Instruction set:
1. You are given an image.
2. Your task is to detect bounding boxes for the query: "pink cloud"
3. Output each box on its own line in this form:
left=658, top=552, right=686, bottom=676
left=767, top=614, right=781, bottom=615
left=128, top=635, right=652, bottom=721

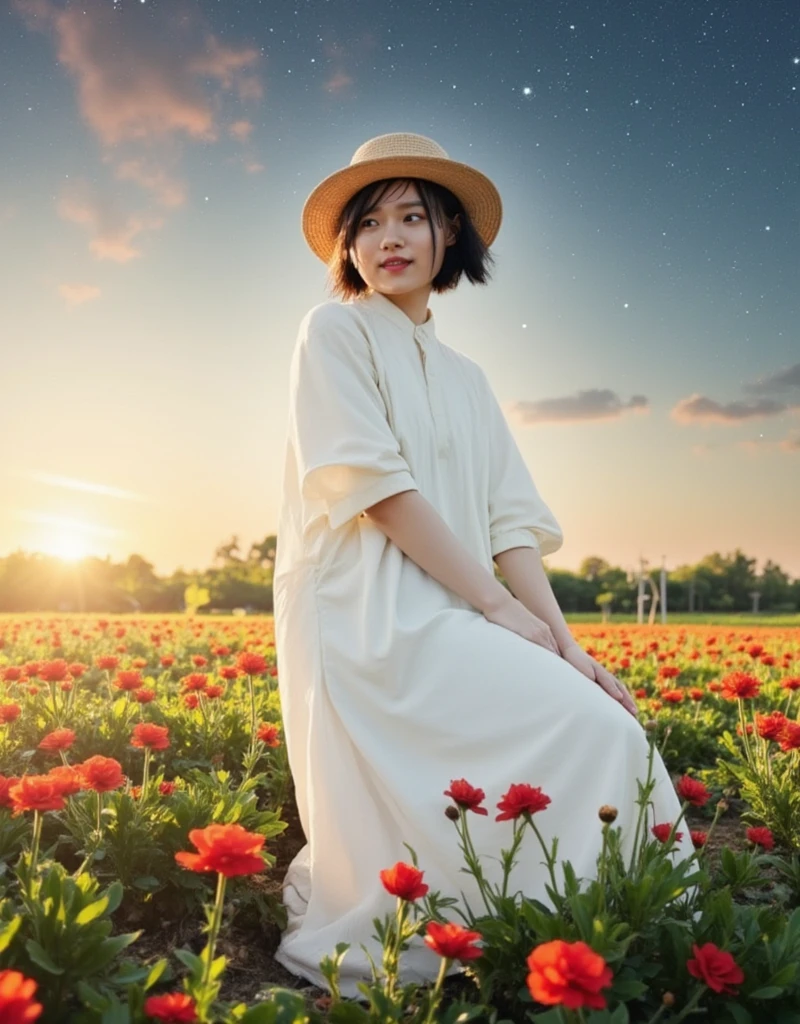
left=671, top=393, right=797, bottom=424
left=58, top=283, right=101, bottom=307
left=57, top=186, right=164, bottom=263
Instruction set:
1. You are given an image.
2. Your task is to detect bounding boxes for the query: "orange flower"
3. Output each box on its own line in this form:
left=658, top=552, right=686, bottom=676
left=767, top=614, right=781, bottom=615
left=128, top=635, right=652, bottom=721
left=0, top=775, right=20, bottom=808
left=135, top=688, right=156, bottom=704
left=755, top=711, right=788, bottom=741
left=131, top=722, right=170, bottom=751
left=38, top=659, right=70, bottom=683
left=423, top=921, right=483, bottom=961
left=180, top=674, right=208, bottom=692
left=143, top=991, right=198, bottom=1022
left=174, top=823, right=267, bottom=877
left=47, top=765, right=84, bottom=796
left=720, top=672, right=760, bottom=700
left=379, top=861, right=429, bottom=901
left=236, top=652, right=268, bottom=675
left=444, top=778, right=488, bottom=815
left=0, top=703, right=21, bottom=724
left=114, top=670, right=144, bottom=692
left=495, top=783, right=551, bottom=822
left=38, top=728, right=76, bottom=753
left=687, top=942, right=744, bottom=995
left=78, top=755, right=125, bottom=792
left=8, top=775, right=66, bottom=815
left=526, top=939, right=613, bottom=1010
left=256, top=722, right=281, bottom=747
left=0, top=968, right=43, bottom=1023
left=778, top=722, right=800, bottom=752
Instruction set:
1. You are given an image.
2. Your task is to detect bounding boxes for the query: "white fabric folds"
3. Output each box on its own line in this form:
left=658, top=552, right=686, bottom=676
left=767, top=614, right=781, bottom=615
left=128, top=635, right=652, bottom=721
left=273, top=290, right=693, bottom=997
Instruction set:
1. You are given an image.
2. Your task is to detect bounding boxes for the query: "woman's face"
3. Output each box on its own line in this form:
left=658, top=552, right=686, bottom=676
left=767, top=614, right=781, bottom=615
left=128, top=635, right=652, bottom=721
left=348, top=181, right=459, bottom=295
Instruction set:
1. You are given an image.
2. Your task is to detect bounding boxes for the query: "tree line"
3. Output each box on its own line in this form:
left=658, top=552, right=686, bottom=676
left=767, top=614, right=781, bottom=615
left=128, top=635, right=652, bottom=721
left=0, top=535, right=797, bottom=616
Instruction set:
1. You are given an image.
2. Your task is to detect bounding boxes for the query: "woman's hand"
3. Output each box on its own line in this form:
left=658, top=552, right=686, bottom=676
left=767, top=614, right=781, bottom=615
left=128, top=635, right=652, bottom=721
left=561, top=644, right=639, bottom=718
left=482, top=593, right=561, bottom=656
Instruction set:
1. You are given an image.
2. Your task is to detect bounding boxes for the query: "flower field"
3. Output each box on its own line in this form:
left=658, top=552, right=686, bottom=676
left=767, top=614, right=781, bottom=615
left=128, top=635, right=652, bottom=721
left=1, top=615, right=799, bottom=1023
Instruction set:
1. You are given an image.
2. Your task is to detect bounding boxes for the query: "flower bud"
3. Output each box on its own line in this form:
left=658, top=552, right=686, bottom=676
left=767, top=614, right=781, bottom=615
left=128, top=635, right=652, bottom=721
left=716, top=799, right=729, bottom=813
left=644, top=719, right=658, bottom=732
left=598, top=805, right=618, bottom=824
left=444, top=805, right=460, bottom=821
left=662, top=992, right=675, bottom=1007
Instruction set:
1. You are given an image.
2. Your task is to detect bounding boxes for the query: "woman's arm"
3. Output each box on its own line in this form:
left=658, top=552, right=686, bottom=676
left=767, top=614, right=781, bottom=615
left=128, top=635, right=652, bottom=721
left=493, top=546, right=577, bottom=654
left=365, top=490, right=510, bottom=613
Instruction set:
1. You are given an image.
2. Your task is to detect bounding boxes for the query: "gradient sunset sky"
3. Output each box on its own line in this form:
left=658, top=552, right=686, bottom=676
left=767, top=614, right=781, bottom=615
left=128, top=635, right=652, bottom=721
left=2, top=0, right=799, bottom=579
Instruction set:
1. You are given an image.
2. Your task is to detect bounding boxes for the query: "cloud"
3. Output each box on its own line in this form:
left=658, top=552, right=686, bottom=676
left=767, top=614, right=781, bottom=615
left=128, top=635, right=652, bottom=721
left=229, top=119, right=254, bottom=143
left=57, top=186, right=164, bottom=263
left=13, top=0, right=261, bottom=147
left=58, top=283, right=101, bottom=307
left=670, top=393, right=799, bottom=424
left=742, top=362, right=800, bottom=395
left=18, top=470, right=151, bottom=502
left=13, top=0, right=263, bottom=256
left=737, top=432, right=800, bottom=454
left=506, top=389, right=649, bottom=425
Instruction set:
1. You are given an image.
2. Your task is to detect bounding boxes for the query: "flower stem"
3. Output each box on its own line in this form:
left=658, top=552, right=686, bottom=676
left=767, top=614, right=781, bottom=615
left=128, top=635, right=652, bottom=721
left=247, top=674, right=257, bottom=760
left=201, top=872, right=227, bottom=992
left=141, top=747, right=152, bottom=798
left=423, top=956, right=450, bottom=1024
left=30, top=811, right=43, bottom=880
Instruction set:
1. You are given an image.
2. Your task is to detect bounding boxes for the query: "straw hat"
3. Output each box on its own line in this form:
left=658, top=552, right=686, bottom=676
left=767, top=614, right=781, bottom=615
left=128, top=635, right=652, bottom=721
left=301, top=132, right=503, bottom=264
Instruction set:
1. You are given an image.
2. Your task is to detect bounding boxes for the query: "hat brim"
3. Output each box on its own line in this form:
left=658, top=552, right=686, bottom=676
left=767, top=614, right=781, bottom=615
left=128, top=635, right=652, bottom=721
left=302, top=155, right=502, bottom=264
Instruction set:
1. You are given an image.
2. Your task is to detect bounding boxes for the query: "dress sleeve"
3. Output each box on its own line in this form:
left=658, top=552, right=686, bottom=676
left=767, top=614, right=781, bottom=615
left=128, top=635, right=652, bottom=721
left=289, top=303, right=419, bottom=531
left=480, top=368, right=564, bottom=558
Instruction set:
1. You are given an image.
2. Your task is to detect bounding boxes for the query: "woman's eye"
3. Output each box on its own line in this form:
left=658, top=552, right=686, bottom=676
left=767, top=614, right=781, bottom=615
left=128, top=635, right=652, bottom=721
left=361, top=213, right=423, bottom=227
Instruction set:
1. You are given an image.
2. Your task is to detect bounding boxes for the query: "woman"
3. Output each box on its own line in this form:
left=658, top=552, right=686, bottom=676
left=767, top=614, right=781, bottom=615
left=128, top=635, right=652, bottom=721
left=272, top=132, right=694, bottom=995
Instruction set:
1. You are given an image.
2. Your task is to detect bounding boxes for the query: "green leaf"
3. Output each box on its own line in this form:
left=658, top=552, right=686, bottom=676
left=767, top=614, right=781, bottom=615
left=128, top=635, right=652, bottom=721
left=173, top=947, right=204, bottom=976
left=723, top=1002, right=753, bottom=1024
left=132, top=876, right=161, bottom=891
left=0, top=916, right=22, bottom=954
left=76, top=980, right=109, bottom=1012
left=75, top=895, right=110, bottom=925
left=25, top=940, right=65, bottom=975
left=749, top=985, right=784, bottom=1000
left=144, top=958, right=169, bottom=990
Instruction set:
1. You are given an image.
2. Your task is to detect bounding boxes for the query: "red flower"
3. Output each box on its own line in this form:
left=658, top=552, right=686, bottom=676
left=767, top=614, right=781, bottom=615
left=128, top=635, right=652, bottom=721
left=0, top=703, right=21, bottom=724
left=236, top=652, right=268, bottom=676
left=688, top=688, right=705, bottom=702
left=778, top=722, right=800, bottom=752
left=0, top=775, right=20, bottom=808
left=257, top=722, right=281, bottom=747
left=687, top=942, right=744, bottom=995
left=651, top=822, right=684, bottom=845
left=423, top=921, right=483, bottom=961
left=720, top=672, right=760, bottom=700
left=780, top=676, right=800, bottom=692
left=658, top=665, right=681, bottom=679
left=676, top=776, right=711, bottom=807
left=38, top=728, right=76, bottom=753
left=379, top=861, right=429, bottom=902
left=444, top=778, right=488, bottom=815
left=204, top=684, right=225, bottom=699
left=180, top=674, right=208, bottom=692
left=661, top=689, right=684, bottom=704
left=95, top=655, right=120, bottom=670
left=755, top=711, right=788, bottom=740
left=135, top=688, right=156, bottom=704
left=143, top=991, right=198, bottom=1022
left=745, top=826, right=774, bottom=851
left=8, top=775, right=66, bottom=815
left=0, top=969, right=43, bottom=1023
left=691, top=830, right=708, bottom=849
left=175, top=823, right=267, bottom=877
left=114, top=671, right=144, bottom=692
left=131, top=723, right=170, bottom=751
left=78, top=756, right=125, bottom=792
left=183, top=693, right=199, bottom=709
left=526, top=939, right=613, bottom=1010
left=47, top=765, right=84, bottom=796
left=496, top=783, right=551, bottom=821
left=159, top=781, right=176, bottom=796
left=38, top=659, right=70, bottom=683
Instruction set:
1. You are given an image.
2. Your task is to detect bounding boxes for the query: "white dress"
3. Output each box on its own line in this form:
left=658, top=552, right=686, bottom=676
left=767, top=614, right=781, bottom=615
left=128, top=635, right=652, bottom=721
left=272, top=289, right=693, bottom=996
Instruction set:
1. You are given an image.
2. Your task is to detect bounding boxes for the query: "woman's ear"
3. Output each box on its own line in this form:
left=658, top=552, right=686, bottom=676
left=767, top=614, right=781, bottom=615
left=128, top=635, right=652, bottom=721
left=446, top=213, right=461, bottom=246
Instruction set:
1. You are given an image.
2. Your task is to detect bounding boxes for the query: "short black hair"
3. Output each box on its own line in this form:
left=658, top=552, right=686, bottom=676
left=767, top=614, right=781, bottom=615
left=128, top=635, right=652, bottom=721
left=326, top=177, right=496, bottom=300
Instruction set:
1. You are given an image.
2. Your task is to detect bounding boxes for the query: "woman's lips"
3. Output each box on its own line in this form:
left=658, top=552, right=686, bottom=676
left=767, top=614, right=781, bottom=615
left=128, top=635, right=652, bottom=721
left=382, top=261, right=411, bottom=272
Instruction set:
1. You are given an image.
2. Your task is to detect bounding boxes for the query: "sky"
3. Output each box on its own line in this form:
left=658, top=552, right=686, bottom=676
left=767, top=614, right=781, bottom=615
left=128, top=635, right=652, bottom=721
left=1, top=0, right=799, bottom=580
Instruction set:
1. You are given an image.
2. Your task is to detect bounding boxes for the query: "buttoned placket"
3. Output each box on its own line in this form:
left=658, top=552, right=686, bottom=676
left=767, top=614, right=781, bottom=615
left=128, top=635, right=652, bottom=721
left=413, top=323, right=452, bottom=458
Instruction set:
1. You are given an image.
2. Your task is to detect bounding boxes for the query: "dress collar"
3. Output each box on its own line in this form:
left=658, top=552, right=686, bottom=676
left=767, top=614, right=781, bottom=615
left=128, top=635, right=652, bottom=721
left=355, top=289, right=438, bottom=343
